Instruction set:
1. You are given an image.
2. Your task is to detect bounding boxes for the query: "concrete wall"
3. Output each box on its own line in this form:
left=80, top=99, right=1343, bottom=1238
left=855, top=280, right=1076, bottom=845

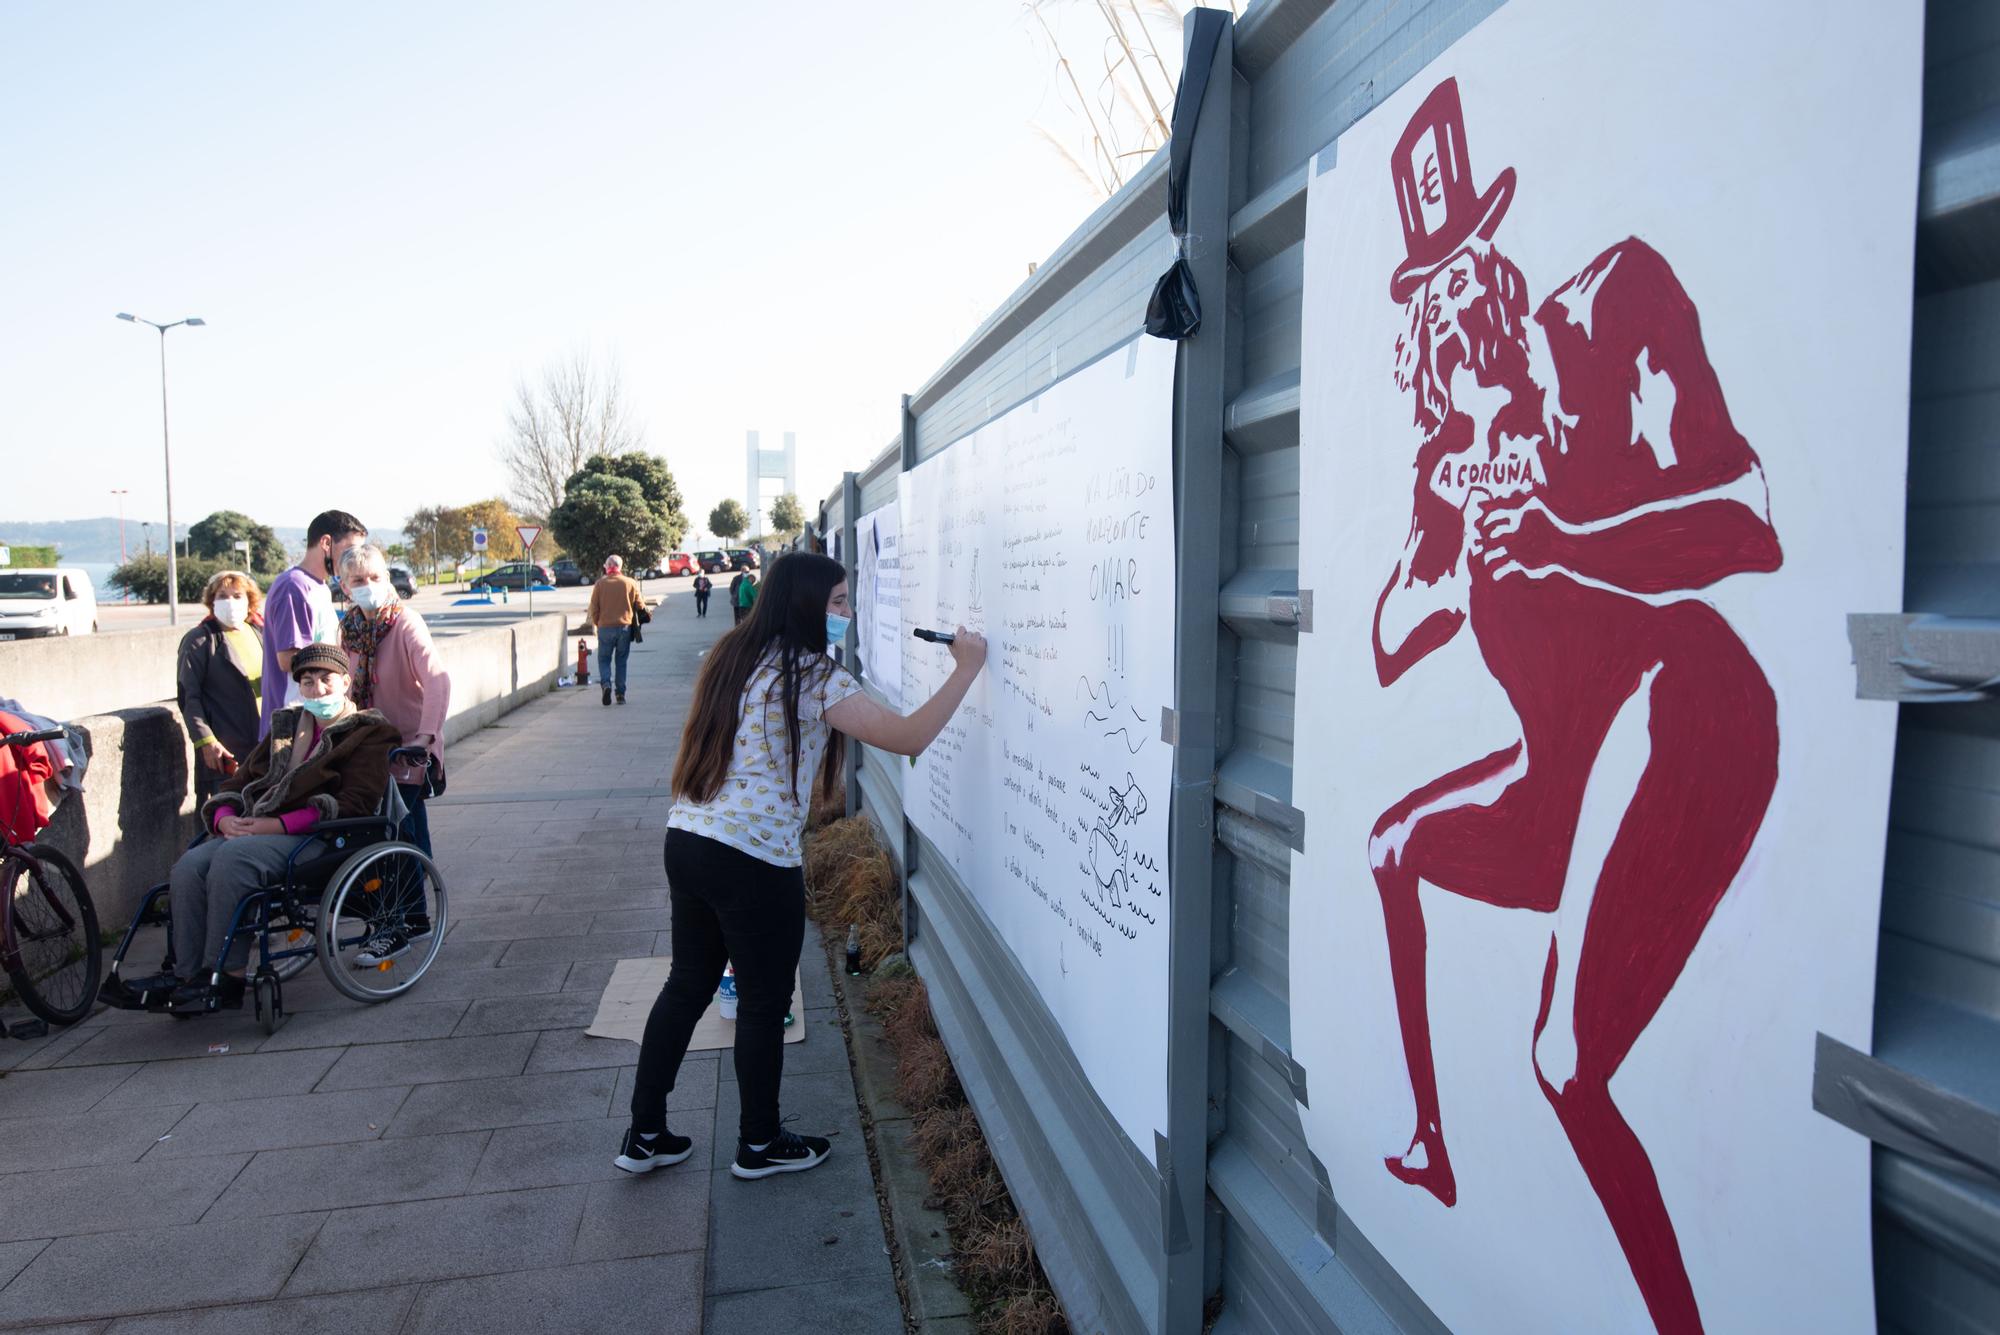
left=21, top=613, right=572, bottom=926
left=1, top=626, right=184, bottom=724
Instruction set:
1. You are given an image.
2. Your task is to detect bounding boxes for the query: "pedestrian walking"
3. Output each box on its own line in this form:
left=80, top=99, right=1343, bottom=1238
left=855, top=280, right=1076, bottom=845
left=260, top=510, right=368, bottom=737
left=617, top=552, right=986, bottom=1179
left=693, top=573, right=712, bottom=618
left=732, top=570, right=758, bottom=625
left=587, top=555, right=647, bottom=706
left=177, top=570, right=266, bottom=805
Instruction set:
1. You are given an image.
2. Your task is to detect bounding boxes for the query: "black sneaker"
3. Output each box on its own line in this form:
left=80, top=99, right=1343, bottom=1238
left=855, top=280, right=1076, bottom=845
left=354, top=925, right=433, bottom=968
left=614, top=1126, right=693, bottom=1174
left=731, top=1129, right=831, bottom=1180
left=616, top=692, right=626, bottom=705
left=602, top=685, right=613, bottom=706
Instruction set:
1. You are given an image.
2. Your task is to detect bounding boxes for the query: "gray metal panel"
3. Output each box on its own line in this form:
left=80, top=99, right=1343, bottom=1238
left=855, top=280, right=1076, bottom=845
left=811, top=0, right=2000, bottom=1329
left=909, top=857, right=1162, bottom=1333
left=915, top=217, right=1176, bottom=465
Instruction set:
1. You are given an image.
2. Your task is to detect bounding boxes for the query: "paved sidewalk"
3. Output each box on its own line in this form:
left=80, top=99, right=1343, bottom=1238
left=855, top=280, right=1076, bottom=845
left=0, top=586, right=900, bottom=1333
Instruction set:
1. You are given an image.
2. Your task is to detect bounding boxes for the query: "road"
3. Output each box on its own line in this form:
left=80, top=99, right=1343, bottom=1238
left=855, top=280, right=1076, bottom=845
left=80, top=574, right=700, bottom=641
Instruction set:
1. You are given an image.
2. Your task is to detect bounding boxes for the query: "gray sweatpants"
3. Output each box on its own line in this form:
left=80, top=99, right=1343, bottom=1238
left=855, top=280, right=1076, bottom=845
left=169, top=834, right=306, bottom=979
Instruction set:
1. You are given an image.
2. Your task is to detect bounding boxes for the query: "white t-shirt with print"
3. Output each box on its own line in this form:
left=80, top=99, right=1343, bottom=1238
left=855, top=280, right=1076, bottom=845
left=667, top=653, right=862, bottom=867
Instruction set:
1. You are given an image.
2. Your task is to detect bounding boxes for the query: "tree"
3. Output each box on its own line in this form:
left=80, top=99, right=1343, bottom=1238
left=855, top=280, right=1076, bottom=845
left=455, top=498, right=524, bottom=567
left=498, top=348, right=644, bottom=518
left=112, top=554, right=221, bottom=604
left=187, top=510, right=284, bottom=572
left=548, top=474, right=669, bottom=576
left=768, top=493, right=805, bottom=542
left=709, top=498, right=749, bottom=541
left=576, top=452, right=689, bottom=551
left=404, top=505, right=451, bottom=581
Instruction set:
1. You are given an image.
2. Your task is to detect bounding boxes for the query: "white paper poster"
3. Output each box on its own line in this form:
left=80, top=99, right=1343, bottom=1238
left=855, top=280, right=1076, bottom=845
left=1289, top=2, right=1920, bottom=1331
left=854, top=500, right=903, bottom=710
left=899, top=335, right=1177, bottom=1162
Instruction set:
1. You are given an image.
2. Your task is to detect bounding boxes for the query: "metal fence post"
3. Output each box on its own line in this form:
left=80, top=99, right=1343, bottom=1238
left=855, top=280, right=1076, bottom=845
left=842, top=471, right=861, bottom=819
left=1162, top=10, right=1233, bottom=1333
left=899, top=393, right=921, bottom=947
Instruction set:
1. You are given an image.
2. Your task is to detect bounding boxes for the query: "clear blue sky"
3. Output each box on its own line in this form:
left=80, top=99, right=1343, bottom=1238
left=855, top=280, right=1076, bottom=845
left=0, top=1, right=1130, bottom=544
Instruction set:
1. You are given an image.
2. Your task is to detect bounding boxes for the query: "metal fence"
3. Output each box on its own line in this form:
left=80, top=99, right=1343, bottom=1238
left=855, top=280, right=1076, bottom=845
left=813, top=2, right=2000, bottom=1330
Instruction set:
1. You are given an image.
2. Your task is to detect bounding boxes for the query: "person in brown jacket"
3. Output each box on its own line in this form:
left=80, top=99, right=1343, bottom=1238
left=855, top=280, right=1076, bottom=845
left=146, top=643, right=399, bottom=1012
left=587, top=554, right=648, bottom=707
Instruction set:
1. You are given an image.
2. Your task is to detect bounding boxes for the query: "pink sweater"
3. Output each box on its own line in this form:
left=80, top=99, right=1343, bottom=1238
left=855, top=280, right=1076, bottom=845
left=361, top=610, right=452, bottom=785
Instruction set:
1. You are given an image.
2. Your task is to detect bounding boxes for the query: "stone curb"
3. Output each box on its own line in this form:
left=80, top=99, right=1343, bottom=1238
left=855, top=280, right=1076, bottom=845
left=834, top=962, right=975, bottom=1332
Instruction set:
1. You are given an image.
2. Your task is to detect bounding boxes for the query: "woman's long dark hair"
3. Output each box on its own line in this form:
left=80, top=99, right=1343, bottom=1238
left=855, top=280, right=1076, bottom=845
left=672, top=552, right=846, bottom=805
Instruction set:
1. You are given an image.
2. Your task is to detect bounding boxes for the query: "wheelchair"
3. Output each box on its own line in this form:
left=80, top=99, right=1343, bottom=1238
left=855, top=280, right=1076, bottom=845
left=97, top=747, right=449, bottom=1034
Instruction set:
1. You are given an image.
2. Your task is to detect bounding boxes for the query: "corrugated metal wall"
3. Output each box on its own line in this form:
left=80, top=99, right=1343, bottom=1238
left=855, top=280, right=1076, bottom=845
left=816, top=2, right=2000, bottom=1330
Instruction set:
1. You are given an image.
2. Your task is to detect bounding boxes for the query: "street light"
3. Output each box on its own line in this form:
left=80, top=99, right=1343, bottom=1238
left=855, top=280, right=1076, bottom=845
left=117, top=313, right=205, bottom=625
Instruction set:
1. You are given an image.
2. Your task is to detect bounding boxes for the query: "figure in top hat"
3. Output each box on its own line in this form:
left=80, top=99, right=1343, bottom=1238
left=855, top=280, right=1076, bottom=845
left=1363, top=77, right=1784, bottom=1333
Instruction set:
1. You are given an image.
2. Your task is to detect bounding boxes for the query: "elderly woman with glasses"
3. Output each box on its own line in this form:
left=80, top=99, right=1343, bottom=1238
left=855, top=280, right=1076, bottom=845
left=176, top=570, right=267, bottom=804
left=337, top=543, right=451, bottom=961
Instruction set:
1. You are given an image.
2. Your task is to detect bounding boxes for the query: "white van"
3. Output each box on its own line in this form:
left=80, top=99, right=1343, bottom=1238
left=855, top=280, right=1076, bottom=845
left=0, top=568, right=99, bottom=639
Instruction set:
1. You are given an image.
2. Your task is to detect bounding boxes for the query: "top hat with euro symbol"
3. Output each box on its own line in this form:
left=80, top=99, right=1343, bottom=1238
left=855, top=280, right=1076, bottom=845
left=1389, top=79, right=1516, bottom=303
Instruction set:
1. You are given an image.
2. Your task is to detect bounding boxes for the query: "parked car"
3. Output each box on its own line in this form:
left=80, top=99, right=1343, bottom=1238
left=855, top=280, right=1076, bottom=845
left=727, top=549, right=759, bottom=571
left=665, top=553, right=696, bottom=577
left=551, top=558, right=593, bottom=587
left=0, top=568, right=98, bottom=639
left=470, top=562, right=554, bottom=592
left=693, top=550, right=729, bottom=574
left=387, top=563, right=418, bottom=599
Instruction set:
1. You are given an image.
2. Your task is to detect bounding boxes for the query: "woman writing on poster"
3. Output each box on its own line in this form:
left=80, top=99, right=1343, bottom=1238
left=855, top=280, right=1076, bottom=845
left=615, top=552, right=984, bottom=1179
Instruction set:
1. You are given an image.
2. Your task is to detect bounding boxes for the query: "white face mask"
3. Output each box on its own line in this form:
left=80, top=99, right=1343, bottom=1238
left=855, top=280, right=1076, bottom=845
left=348, top=581, right=396, bottom=612
left=212, top=596, right=249, bottom=628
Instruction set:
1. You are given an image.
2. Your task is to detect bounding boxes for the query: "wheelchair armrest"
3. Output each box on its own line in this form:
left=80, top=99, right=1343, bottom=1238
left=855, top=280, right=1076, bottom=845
left=306, top=817, right=399, bottom=836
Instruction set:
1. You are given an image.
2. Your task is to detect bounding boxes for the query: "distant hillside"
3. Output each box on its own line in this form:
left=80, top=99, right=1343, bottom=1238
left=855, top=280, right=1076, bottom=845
left=0, top=517, right=308, bottom=564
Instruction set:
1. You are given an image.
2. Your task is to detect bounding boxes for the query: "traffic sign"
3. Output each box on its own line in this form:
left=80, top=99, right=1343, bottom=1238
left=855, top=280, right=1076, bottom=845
left=516, top=525, right=542, bottom=555
left=472, top=528, right=489, bottom=550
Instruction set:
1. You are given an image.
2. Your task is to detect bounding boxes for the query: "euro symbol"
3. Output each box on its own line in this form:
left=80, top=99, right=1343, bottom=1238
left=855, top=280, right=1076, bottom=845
left=1420, top=153, right=1443, bottom=206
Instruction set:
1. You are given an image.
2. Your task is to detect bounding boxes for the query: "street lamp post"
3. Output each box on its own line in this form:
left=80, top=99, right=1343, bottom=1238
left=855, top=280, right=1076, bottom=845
left=116, top=313, right=205, bottom=625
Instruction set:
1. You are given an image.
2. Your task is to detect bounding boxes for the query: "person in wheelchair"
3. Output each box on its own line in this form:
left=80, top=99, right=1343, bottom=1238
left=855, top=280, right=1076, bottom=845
left=144, top=643, right=399, bottom=1011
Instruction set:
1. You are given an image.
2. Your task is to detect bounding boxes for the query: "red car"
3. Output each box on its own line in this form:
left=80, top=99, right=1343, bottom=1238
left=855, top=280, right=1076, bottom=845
left=664, top=552, right=696, bottom=576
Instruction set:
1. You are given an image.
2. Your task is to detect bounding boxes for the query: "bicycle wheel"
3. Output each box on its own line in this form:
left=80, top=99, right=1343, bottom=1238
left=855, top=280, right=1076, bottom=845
left=3, top=843, right=102, bottom=1026
left=316, top=842, right=447, bottom=1003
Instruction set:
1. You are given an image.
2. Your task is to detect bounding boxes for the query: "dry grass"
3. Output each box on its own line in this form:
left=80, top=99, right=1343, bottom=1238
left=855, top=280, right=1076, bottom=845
left=801, top=814, right=905, bottom=971
left=800, top=814, right=1069, bottom=1334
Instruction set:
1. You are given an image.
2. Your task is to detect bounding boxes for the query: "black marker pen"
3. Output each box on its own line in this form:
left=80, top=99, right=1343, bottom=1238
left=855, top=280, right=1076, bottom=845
left=911, top=627, right=956, bottom=645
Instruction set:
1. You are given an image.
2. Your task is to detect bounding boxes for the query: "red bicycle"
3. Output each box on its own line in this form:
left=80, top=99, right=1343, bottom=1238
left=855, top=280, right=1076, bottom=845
left=2, top=726, right=101, bottom=1028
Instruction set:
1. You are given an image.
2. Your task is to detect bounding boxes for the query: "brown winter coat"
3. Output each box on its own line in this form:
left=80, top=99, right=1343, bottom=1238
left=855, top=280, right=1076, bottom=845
left=199, top=705, right=399, bottom=829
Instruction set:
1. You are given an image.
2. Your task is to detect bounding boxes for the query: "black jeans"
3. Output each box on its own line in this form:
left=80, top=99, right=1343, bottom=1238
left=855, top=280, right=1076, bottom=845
left=694, top=591, right=709, bottom=616
left=631, top=828, right=804, bottom=1144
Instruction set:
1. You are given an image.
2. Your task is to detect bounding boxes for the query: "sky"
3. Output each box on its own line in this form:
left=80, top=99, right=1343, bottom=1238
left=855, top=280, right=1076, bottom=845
left=0, top=1, right=1169, bottom=547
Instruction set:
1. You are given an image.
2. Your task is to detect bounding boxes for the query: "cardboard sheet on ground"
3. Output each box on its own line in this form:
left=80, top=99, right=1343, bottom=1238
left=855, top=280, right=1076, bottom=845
left=585, top=956, right=805, bottom=1051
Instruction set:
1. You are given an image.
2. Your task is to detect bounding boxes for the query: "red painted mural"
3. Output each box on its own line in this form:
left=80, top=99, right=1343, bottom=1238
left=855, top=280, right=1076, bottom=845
left=1364, top=79, right=1783, bottom=1333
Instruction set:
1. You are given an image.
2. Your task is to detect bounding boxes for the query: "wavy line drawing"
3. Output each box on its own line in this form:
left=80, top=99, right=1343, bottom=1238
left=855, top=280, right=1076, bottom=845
left=1101, top=726, right=1147, bottom=755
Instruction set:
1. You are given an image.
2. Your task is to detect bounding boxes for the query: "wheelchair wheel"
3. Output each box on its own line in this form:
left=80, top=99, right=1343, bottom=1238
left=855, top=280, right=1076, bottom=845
left=3, top=843, right=101, bottom=1026
left=316, top=841, right=447, bottom=1003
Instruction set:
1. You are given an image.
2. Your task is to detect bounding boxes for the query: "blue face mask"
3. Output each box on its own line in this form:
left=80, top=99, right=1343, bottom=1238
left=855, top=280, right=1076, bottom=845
left=825, top=613, right=852, bottom=646
left=299, top=693, right=345, bottom=721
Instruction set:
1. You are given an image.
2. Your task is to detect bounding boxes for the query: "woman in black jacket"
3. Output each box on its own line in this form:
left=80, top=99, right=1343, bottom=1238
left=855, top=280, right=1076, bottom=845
left=176, top=570, right=266, bottom=803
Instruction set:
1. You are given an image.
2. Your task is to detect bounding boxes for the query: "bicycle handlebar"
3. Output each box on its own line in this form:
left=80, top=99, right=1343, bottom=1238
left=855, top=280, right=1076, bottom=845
left=2, top=727, right=65, bottom=748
